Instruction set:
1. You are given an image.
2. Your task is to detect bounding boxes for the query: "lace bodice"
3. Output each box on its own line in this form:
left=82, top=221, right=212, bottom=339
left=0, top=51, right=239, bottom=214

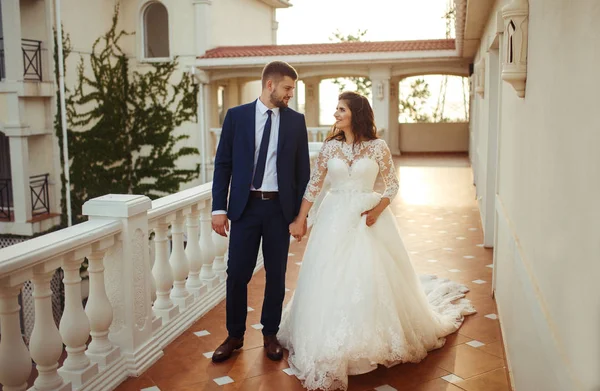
left=304, top=138, right=399, bottom=202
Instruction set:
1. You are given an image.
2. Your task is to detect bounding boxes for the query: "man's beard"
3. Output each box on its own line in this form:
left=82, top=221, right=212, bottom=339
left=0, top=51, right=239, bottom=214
left=270, top=91, right=288, bottom=108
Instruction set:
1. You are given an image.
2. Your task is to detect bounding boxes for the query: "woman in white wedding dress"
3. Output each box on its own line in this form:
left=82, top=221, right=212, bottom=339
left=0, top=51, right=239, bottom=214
left=278, top=91, right=476, bottom=391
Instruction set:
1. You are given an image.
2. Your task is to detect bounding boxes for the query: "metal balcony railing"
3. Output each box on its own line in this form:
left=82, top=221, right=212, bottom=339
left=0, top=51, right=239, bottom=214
left=0, top=38, right=43, bottom=81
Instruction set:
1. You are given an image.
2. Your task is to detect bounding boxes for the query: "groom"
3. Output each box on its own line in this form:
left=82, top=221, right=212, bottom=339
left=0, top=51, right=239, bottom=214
left=211, top=61, right=311, bottom=362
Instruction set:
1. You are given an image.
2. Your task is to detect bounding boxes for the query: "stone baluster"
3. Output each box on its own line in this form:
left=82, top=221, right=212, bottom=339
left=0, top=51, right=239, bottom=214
left=147, top=233, right=162, bottom=332
left=169, top=211, right=194, bottom=309
left=58, top=252, right=98, bottom=387
left=0, top=285, right=32, bottom=391
left=85, top=243, right=121, bottom=368
left=185, top=203, right=208, bottom=297
left=30, top=270, right=70, bottom=390
left=199, top=205, right=219, bottom=289
left=152, top=220, right=179, bottom=320
left=212, top=230, right=228, bottom=282
left=148, top=234, right=157, bottom=303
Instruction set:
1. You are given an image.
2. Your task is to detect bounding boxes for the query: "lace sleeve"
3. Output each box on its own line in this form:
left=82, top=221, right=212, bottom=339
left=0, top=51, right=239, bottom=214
left=303, top=141, right=332, bottom=202
left=375, top=139, right=399, bottom=201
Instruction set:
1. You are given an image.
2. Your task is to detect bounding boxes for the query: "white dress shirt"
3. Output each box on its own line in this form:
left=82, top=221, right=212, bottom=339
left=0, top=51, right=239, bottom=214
left=213, top=98, right=280, bottom=216
left=252, top=98, right=280, bottom=192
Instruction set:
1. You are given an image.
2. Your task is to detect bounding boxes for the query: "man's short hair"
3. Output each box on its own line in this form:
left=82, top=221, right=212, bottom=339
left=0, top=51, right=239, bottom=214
left=261, top=61, right=298, bottom=88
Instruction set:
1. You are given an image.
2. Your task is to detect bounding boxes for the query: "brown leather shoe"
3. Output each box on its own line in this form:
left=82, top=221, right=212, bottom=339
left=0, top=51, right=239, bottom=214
left=212, top=336, right=243, bottom=363
left=263, top=335, right=283, bottom=361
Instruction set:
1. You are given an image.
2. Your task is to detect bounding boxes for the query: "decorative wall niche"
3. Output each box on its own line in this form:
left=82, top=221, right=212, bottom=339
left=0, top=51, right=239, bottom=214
left=501, top=0, right=529, bottom=98
left=475, top=57, right=486, bottom=98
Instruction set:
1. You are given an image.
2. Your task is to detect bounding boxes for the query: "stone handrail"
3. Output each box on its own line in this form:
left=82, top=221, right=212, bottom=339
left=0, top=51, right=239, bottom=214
left=0, top=183, right=254, bottom=391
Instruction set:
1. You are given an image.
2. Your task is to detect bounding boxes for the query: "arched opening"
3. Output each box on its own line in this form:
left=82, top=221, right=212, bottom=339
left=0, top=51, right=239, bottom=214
left=398, top=74, right=470, bottom=123
left=318, top=77, right=372, bottom=127
left=143, top=2, right=170, bottom=59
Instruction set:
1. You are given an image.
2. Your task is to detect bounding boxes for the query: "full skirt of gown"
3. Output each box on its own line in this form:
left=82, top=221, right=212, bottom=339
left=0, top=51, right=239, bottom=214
left=277, top=190, right=476, bottom=391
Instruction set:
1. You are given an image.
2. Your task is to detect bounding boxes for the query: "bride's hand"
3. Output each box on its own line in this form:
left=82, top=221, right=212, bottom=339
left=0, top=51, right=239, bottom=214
left=289, top=218, right=306, bottom=242
left=361, top=207, right=382, bottom=227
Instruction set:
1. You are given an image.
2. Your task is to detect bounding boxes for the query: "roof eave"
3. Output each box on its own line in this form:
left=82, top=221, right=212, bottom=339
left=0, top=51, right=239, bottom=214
left=259, top=0, right=292, bottom=9
left=195, top=49, right=460, bottom=69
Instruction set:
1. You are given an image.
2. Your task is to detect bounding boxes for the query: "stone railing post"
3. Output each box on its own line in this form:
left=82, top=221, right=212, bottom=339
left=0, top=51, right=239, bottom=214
left=83, top=195, right=161, bottom=376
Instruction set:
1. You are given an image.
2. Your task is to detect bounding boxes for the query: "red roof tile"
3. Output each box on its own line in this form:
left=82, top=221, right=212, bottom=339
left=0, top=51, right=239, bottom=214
left=199, top=39, right=455, bottom=59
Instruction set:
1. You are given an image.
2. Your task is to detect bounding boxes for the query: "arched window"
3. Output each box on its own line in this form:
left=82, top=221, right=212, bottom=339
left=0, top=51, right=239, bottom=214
left=143, top=2, right=170, bottom=59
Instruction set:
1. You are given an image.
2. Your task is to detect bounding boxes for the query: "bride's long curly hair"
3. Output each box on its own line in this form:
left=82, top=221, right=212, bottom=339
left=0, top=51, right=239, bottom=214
left=326, top=91, right=378, bottom=144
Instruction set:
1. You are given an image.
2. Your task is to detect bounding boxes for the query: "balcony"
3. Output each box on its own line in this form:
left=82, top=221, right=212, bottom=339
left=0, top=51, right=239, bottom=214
left=0, top=173, right=51, bottom=222
left=0, top=154, right=511, bottom=391
left=0, top=38, right=43, bottom=82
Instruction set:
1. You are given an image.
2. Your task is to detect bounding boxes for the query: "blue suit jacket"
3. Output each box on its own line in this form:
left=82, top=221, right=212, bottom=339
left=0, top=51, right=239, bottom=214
left=212, top=100, right=311, bottom=223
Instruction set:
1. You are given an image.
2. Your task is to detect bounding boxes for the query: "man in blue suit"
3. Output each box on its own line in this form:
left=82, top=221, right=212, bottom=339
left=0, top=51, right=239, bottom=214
left=211, top=61, right=311, bottom=362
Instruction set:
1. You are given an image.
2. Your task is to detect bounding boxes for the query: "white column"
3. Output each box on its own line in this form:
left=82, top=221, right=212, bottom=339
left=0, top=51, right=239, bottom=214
left=288, top=91, right=299, bottom=111
left=30, top=270, right=70, bottom=391
left=9, top=136, right=32, bottom=224
left=212, top=230, right=228, bottom=281
left=224, top=78, right=241, bottom=110
left=303, top=78, right=321, bottom=127
left=271, top=8, right=278, bottom=44
left=199, top=205, right=219, bottom=289
left=185, top=203, right=208, bottom=297
left=369, top=67, right=392, bottom=147
left=206, top=82, right=220, bottom=169
left=1, top=0, right=24, bottom=81
left=83, top=195, right=161, bottom=376
left=192, top=0, right=212, bottom=57
left=1, top=2, right=30, bottom=227
left=58, top=253, right=98, bottom=387
left=152, top=220, right=179, bottom=321
left=0, top=285, right=32, bottom=391
left=169, top=210, right=194, bottom=309
left=85, top=248, right=120, bottom=368
left=388, top=78, right=401, bottom=155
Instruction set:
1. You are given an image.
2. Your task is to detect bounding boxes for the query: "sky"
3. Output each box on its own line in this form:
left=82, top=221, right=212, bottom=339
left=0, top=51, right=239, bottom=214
left=275, top=0, right=467, bottom=125
left=276, top=0, right=452, bottom=45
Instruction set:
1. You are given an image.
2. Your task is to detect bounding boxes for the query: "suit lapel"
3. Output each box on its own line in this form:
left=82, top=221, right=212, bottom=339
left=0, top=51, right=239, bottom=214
left=247, top=100, right=257, bottom=157
left=277, top=107, right=289, bottom=156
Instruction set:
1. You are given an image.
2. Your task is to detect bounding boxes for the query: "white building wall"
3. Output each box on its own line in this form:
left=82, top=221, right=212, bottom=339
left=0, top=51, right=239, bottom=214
left=472, top=1, right=600, bottom=389
left=54, top=0, right=275, bottom=191
left=212, top=0, right=274, bottom=47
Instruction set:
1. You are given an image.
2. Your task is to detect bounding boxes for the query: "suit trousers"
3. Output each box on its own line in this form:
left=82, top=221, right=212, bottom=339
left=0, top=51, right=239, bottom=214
left=226, top=197, right=290, bottom=338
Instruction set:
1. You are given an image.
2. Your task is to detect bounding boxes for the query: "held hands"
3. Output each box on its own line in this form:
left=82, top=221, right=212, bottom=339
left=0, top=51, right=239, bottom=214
left=212, top=214, right=229, bottom=237
left=289, top=217, right=307, bottom=242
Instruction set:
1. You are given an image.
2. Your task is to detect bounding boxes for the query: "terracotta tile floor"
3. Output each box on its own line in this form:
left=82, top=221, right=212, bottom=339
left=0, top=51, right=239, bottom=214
left=117, top=153, right=512, bottom=391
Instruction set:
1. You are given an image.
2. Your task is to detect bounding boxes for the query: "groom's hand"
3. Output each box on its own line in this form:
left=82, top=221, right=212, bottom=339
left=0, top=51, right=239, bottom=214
left=212, top=214, right=229, bottom=237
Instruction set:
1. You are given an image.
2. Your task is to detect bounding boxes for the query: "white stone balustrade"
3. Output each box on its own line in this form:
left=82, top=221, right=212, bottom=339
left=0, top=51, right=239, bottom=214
left=212, top=230, right=228, bottom=282
left=0, top=284, right=32, bottom=391
left=168, top=211, right=194, bottom=310
left=185, top=203, right=208, bottom=297
left=151, top=219, right=178, bottom=321
left=211, top=126, right=331, bottom=148
left=0, top=183, right=264, bottom=390
left=58, top=251, right=98, bottom=388
left=31, top=269, right=71, bottom=391
left=85, top=244, right=120, bottom=369
left=199, top=206, right=219, bottom=289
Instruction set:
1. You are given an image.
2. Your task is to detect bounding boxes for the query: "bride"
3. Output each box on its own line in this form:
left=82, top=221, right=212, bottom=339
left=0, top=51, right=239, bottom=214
left=279, top=91, right=476, bottom=391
